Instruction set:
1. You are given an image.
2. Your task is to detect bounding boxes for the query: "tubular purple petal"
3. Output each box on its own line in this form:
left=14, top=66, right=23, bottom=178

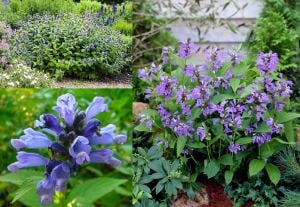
left=115, top=135, right=127, bottom=144
left=11, top=139, right=25, bottom=150
left=89, top=149, right=121, bottom=167
left=69, top=136, right=91, bottom=165
left=50, top=162, right=70, bottom=181
left=85, top=97, right=108, bottom=121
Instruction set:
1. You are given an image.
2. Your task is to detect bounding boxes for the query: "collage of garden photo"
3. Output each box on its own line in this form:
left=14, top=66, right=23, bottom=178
left=0, top=0, right=300, bottom=207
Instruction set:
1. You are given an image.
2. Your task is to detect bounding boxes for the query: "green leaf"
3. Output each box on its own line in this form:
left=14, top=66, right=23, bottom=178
left=284, top=121, right=295, bottom=142
left=255, top=122, right=271, bottom=133
left=236, top=137, right=252, bottom=145
left=204, top=160, right=220, bottom=179
left=225, top=170, right=234, bottom=184
left=217, top=62, right=232, bottom=76
left=67, top=177, right=127, bottom=205
left=187, top=142, right=206, bottom=149
left=134, top=124, right=152, bottom=132
left=220, top=154, right=233, bottom=166
left=190, top=108, right=202, bottom=120
left=211, top=93, right=236, bottom=104
left=249, top=159, right=265, bottom=176
left=0, top=170, right=43, bottom=185
left=265, top=164, right=281, bottom=185
left=177, top=136, right=187, bottom=157
left=12, top=176, right=44, bottom=203
left=273, top=138, right=295, bottom=145
left=276, top=112, right=300, bottom=123
left=232, top=62, right=249, bottom=75
left=230, top=78, right=240, bottom=93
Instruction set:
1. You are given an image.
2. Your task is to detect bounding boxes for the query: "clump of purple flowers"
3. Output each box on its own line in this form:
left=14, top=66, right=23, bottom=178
left=138, top=41, right=293, bottom=155
left=7, top=94, right=126, bottom=205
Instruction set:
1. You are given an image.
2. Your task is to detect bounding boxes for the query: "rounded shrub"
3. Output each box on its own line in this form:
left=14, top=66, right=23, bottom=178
left=9, top=13, right=132, bottom=79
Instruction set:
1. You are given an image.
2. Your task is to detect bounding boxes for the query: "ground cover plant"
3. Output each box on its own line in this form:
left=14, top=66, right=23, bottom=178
left=0, top=0, right=132, bottom=86
left=133, top=42, right=300, bottom=206
left=0, top=89, right=132, bottom=207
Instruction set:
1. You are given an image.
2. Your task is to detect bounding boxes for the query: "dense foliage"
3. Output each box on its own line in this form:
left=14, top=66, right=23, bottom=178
left=10, top=13, right=131, bottom=79
left=134, top=43, right=300, bottom=205
left=0, top=0, right=132, bottom=84
left=0, top=89, right=132, bottom=207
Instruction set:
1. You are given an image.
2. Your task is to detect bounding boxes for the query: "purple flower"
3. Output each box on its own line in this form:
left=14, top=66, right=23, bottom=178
left=204, top=47, right=229, bottom=71
left=156, top=76, right=177, bottom=98
left=69, top=136, right=91, bottom=165
left=177, top=41, right=197, bottom=59
left=8, top=93, right=125, bottom=205
left=90, top=149, right=121, bottom=167
left=85, top=96, right=108, bottom=121
left=196, top=127, right=206, bottom=141
left=203, top=102, right=218, bottom=116
left=256, top=51, right=279, bottom=74
left=229, top=52, right=245, bottom=65
left=266, top=118, right=284, bottom=134
left=245, top=124, right=257, bottom=135
left=8, top=152, right=48, bottom=173
left=229, top=142, right=241, bottom=154
left=158, top=104, right=172, bottom=126
left=54, top=93, right=77, bottom=126
left=11, top=128, right=53, bottom=150
left=252, top=133, right=272, bottom=145
left=138, top=63, right=161, bottom=82
left=182, top=65, right=195, bottom=77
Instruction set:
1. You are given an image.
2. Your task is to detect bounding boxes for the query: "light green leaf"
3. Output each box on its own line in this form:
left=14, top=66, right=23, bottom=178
left=284, top=121, right=295, bottom=142
left=276, top=112, right=300, bottom=123
left=249, top=159, right=265, bottom=176
left=67, top=177, right=127, bottom=205
left=176, top=136, right=187, bottom=157
left=187, top=142, right=206, bottom=149
left=134, top=124, right=152, bottom=132
left=230, top=78, right=240, bottom=93
left=265, top=164, right=281, bottom=185
left=225, top=170, right=234, bottom=184
left=0, top=170, right=43, bottom=185
left=220, top=154, right=233, bottom=166
left=211, top=94, right=236, bottom=104
left=217, top=62, right=232, bottom=76
left=236, top=137, right=252, bottom=145
left=204, top=160, right=220, bottom=179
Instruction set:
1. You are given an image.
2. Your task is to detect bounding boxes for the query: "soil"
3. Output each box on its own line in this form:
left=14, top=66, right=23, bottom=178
left=171, top=183, right=232, bottom=207
left=53, top=73, right=132, bottom=88
left=132, top=102, right=149, bottom=120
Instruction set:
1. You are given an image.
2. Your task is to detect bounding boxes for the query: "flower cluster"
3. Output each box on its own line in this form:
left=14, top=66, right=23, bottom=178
left=0, top=63, right=54, bottom=88
left=138, top=41, right=293, bottom=154
left=8, top=94, right=126, bottom=205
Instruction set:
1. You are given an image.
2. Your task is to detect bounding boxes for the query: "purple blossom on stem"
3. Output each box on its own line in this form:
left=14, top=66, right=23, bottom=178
left=252, top=133, right=272, bottom=145
left=204, top=47, right=228, bottom=71
left=256, top=51, right=279, bottom=74
left=196, top=127, right=206, bottom=141
left=229, top=142, right=241, bottom=154
left=8, top=94, right=126, bottom=205
left=177, top=41, right=197, bottom=59
left=156, top=76, right=177, bottom=98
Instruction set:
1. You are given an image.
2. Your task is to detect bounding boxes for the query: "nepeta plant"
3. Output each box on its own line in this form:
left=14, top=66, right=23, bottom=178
left=7, top=93, right=127, bottom=205
left=136, top=41, right=300, bottom=187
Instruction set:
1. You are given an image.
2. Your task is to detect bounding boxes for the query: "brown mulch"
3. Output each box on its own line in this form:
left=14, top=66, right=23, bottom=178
left=132, top=102, right=150, bottom=120
left=171, top=183, right=232, bottom=207
left=53, top=73, right=132, bottom=88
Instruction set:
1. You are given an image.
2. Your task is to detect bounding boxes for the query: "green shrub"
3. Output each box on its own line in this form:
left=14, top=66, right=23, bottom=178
left=0, top=0, right=75, bottom=27
left=0, top=63, right=54, bottom=87
left=249, top=11, right=298, bottom=71
left=9, top=13, right=131, bottom=80
left=76, top=0, right=101, bottom=14
left=113, top=20, right=133, bottom=36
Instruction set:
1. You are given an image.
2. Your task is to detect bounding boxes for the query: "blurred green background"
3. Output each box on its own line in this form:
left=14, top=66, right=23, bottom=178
left=0, top=88, right=132, bottom=207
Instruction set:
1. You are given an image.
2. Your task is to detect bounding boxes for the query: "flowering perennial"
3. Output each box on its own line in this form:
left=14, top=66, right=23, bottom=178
left=138, top=41, right=293, bottom=154
left=7, top=94, right=126, bottom=205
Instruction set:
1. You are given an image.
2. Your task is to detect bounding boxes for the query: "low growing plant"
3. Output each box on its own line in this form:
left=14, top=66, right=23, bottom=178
left=9, top=13, right=131, bottom=79
left=135, top=41, right=300, bottom=204
left=0, top=63, right=54, bottom=88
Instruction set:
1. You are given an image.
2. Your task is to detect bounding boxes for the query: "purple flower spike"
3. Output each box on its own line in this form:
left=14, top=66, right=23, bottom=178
left=85, top=97, right=108, bottom=121
left=69, top=136, right=91, bottom=165
left=8, top=93, right=125, bottom=205
left=177, top=41, right=197, bottom=59
left=11, top=128, right=53, bottom=150
left=256, top=51, right=279, bottom=74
